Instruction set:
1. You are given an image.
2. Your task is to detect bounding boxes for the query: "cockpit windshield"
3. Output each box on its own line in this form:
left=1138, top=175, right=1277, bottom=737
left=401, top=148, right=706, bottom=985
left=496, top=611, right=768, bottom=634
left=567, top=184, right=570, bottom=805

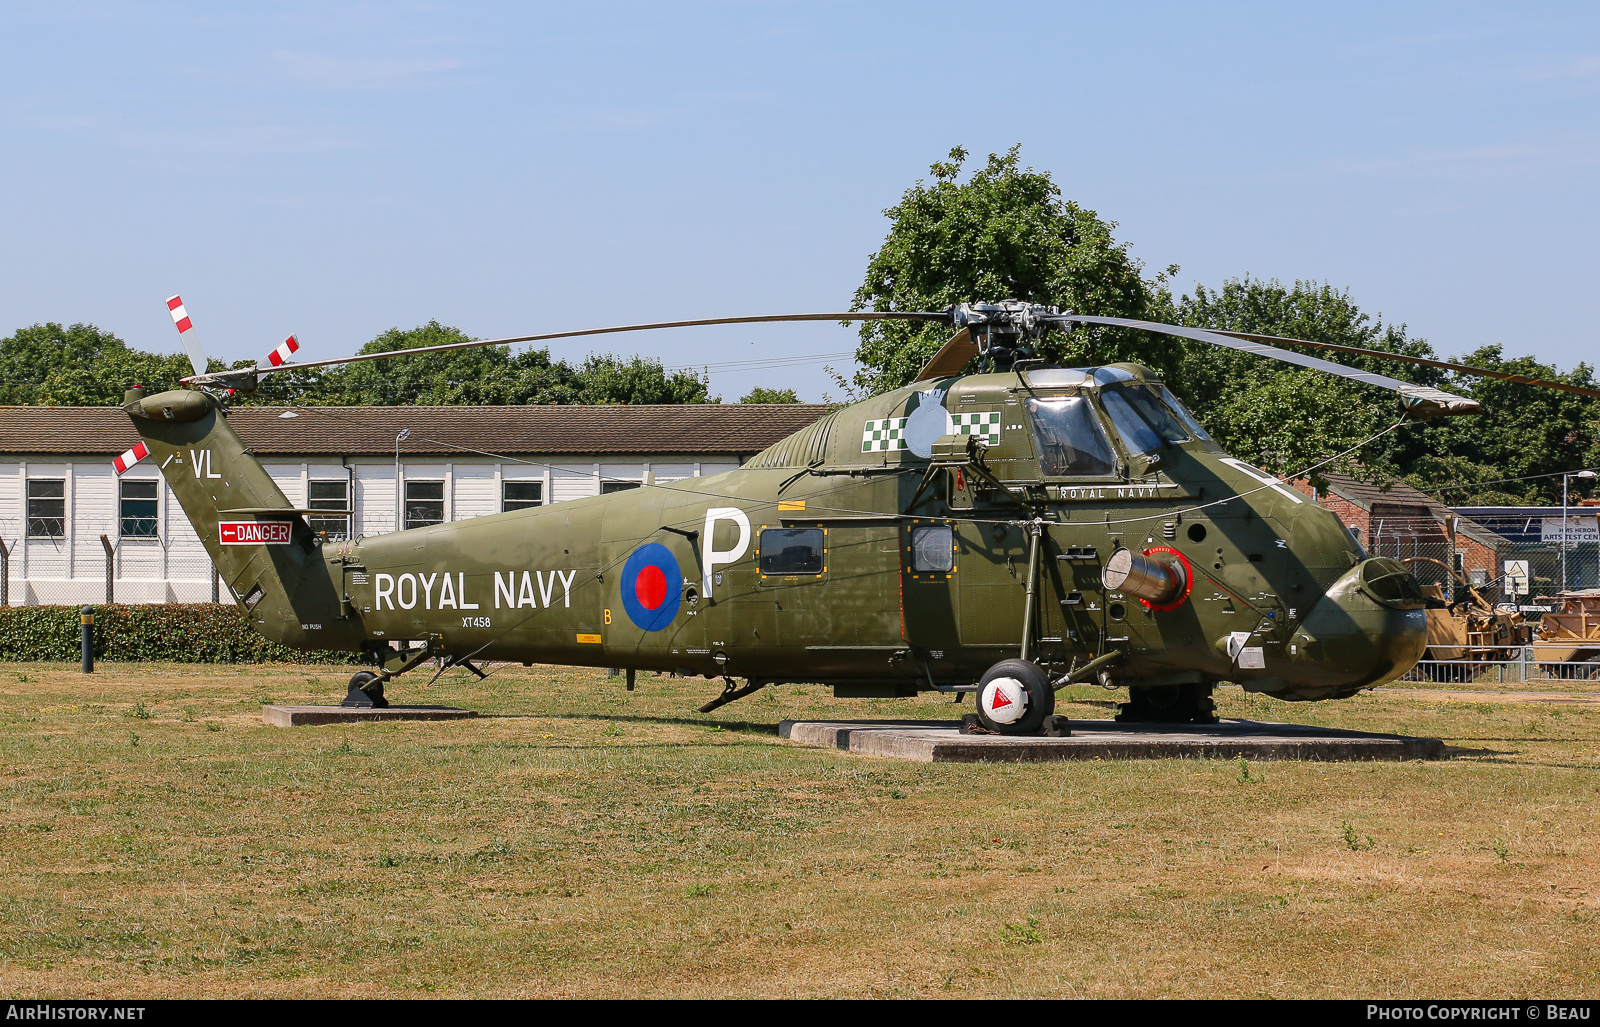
left=1112, top=383, right=1213, bottom=444
left=1101, top=390, right=1162, bottom=457
left=1025, top=395, right=1117, bottom=477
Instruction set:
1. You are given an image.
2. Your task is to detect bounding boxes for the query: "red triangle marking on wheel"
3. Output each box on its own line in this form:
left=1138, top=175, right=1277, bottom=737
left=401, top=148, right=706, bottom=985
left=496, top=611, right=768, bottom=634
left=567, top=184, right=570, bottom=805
left=990, top=689, right=1013, bottom=710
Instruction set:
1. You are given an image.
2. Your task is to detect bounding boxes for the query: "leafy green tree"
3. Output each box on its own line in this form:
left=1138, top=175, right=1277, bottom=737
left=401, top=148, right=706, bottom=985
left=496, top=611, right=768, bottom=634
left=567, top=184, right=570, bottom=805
left=850, top=145, right=1164, bottom=395
left=570, top=353, right=715, bottom=405
left=1402, top=347, right=1600, bottom=505
left=739, top=387, right=801, bottom=403
left=0, top=323, right=198, bottom=405
left=1158, top=277, right=1442, bottom=484
left=1162, top=278, right=1600, bottom=500
left=255, top=321, right=716, bottom=406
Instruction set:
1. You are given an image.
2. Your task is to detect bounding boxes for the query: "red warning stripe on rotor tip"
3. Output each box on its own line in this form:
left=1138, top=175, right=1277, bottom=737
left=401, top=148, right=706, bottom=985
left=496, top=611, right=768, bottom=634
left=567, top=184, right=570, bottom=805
left=112, top=442, right=149, bottom=475
left=267, top=334, right=299, bottom=366
left=165, top=295, right=193, bottom=334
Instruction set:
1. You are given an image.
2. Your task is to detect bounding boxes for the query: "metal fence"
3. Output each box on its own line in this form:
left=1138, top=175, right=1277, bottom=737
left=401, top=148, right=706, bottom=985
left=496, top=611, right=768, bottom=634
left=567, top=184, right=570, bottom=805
left=1400, top=648, right=1600, bottom=685
left=0, top=516, right=222, bottom=606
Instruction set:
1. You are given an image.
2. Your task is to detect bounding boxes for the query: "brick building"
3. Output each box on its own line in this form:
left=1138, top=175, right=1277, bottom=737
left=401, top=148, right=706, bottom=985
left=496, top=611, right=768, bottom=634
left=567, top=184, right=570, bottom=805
left=1293, top=470, right=1511, bottom=594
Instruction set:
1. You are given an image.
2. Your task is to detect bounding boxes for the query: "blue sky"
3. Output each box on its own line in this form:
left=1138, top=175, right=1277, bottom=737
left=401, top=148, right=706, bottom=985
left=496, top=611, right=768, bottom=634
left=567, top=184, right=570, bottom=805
left=2, top=2, right=1597, bottom=401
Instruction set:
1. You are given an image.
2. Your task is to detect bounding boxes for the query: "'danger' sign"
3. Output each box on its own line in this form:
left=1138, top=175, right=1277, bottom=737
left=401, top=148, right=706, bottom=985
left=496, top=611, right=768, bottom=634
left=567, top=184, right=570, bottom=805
left=219, top=521, right=293, bottom=545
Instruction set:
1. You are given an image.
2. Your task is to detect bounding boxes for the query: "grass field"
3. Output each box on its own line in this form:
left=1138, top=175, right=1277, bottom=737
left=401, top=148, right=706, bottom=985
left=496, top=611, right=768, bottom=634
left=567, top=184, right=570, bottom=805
left=1, top=661, right=1597, bottom=999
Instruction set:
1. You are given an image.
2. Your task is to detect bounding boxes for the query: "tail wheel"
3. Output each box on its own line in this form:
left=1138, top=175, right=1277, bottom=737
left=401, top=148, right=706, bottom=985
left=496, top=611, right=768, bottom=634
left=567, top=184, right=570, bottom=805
left=975, top=659, right=1054, bottom=735
left=344, top=670, right=388, bottom=709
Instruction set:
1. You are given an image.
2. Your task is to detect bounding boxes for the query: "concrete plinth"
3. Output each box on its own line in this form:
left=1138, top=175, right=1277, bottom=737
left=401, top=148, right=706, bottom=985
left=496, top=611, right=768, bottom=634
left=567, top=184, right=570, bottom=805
left=262, top=705, right=478, bottom=727
left=778, top=718, right=1443, bottom=763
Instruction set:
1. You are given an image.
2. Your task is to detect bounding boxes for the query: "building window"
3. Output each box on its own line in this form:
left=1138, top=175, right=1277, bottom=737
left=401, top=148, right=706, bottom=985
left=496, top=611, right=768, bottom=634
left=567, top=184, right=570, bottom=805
left=26, top=479, right=65, bottom=539
left=404, top=480, right=444, bottom=530
left=119, top=480, right=159, bottom=539
left=502, top=481, right=543, bottom=512
left=308, top=480, right=350, bottom=540
left=600, top=481, right=641, bottom=495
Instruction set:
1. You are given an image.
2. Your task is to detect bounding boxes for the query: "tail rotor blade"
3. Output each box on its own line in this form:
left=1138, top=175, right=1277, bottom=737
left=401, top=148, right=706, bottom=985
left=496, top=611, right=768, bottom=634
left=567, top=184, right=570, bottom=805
left=165, top=295, right=210, bottom=378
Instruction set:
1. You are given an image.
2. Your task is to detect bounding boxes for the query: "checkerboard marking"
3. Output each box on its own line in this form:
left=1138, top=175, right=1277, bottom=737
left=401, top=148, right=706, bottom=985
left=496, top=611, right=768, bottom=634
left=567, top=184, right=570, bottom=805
left=861, top=417, right=909, bottom=452
left=951, top=410, right=1002, bottom=446
left=862, top=410, right=1000, bottom=452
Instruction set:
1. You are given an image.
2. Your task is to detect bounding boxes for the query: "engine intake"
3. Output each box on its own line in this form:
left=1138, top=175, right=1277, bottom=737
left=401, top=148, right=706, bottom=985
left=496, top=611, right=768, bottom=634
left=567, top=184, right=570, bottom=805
left=1102, top=548, right=1186, bottom=606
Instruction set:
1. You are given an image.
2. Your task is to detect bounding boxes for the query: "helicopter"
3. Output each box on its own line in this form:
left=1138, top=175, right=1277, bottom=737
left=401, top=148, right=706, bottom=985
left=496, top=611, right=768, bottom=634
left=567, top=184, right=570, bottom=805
left=112, top=297, right=1600, bottom=734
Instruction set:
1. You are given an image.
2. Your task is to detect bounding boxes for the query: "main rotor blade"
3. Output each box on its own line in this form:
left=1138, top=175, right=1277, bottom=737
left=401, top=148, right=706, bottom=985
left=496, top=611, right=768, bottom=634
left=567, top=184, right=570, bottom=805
left=913, top=328, right=978, bottom=382
left=180, top=310, right=947, bottom=386
left=1051, top=314, right=1482, bottom=418
left=1204, top=328, right=1600, bottom=400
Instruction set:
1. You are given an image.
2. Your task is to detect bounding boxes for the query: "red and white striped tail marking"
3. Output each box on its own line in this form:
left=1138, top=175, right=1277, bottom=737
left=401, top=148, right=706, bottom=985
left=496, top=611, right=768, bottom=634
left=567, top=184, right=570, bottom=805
left=166, top=295, right=193, bottom=334
left=113, top=442, right=150, bottom=476
left=267, top=334, right=300, bottom=367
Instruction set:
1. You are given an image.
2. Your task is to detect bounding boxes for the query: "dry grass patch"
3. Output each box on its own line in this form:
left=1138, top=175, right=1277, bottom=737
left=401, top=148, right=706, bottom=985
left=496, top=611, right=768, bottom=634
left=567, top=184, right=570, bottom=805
left=0, top=662, right=1597, bottom=998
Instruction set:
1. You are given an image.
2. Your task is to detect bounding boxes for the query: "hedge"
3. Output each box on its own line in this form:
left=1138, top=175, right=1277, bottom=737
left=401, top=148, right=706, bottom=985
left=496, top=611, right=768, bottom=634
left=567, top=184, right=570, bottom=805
left=0, top=604, right=364, bottom=664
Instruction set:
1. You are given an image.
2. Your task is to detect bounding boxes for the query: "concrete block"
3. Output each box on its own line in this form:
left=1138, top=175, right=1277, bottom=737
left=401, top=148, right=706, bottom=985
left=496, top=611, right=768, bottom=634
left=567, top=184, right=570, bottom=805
left=778, top=718, right=1443, bottom=763
left=262, top=705, right=478, bottom=727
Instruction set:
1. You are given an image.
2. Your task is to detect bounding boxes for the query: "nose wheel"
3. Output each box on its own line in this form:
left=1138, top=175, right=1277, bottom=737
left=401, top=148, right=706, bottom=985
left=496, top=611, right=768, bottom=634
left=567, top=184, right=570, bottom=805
left=973, top=659, right=1055, bottom=734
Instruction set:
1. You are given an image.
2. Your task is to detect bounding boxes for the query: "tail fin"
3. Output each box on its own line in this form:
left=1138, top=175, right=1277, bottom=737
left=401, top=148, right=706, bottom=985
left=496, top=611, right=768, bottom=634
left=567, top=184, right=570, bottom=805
left=121, top=388, right=359, bottom=651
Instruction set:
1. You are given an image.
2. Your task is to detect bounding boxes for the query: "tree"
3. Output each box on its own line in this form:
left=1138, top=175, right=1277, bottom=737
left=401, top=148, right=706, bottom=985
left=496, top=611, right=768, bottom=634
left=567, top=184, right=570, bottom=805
left=739, top=387, right=801, bottom=403
left=0, top=323, right=197, bottom=406
left=1158, top=277, right=1443, bottom=484
left=255, top=321, right=717, bottom=406
left=1401, top=347, right=1600, bottom=505
left=849, top=145, right=1163, bottom=396
left=1162, top=278, right=1600, bottom=501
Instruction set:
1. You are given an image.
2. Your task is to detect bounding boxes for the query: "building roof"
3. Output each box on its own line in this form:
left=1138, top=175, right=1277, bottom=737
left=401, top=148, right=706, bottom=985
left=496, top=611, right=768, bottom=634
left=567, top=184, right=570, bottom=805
left=0, top=404, right=833, bottom=457
left=1314, top=470, right=1510, bottom=547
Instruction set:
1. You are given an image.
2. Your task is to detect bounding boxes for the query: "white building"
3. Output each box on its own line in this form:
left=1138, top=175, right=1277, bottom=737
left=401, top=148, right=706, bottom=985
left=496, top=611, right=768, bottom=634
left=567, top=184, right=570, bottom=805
left=0, top=403, right=827, bottom=605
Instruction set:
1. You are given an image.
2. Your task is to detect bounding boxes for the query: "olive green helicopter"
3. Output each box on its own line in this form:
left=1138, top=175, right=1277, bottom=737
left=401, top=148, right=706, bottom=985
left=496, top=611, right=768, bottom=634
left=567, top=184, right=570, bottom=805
left=117, top=298, right=1597, bottom=733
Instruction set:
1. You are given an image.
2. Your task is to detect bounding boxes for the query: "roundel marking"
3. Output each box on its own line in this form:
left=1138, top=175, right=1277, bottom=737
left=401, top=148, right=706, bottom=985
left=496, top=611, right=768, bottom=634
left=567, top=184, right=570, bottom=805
left=621, top=543, right=682, bottom=631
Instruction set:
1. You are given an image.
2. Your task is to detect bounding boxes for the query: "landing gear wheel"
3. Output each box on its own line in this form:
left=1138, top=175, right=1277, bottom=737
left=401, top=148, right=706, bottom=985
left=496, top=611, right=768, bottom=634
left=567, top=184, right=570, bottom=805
left=1116, top=682, right=1217, bottom=724
left=343, top=670, right=389, bottom=709
left=975, top=659, right=1054, bottom=735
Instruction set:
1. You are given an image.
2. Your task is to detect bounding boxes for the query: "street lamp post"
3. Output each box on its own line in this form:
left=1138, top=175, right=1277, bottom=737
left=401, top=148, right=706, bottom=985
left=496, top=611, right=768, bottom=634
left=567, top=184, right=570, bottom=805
left=392, top=428, right=409, bottom=531
left=1561, top=469, right=1597, bottom=591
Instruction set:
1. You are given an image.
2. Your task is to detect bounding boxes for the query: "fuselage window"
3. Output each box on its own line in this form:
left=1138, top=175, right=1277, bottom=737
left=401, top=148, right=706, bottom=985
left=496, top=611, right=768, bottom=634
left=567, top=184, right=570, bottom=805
left=910, top=525, right=954, bottom=573
left=759, top=528, right=825, bottom=575
left=1024, top=395, right=1116, bottom=477
left=1100, top=390, right=1163, bottom=457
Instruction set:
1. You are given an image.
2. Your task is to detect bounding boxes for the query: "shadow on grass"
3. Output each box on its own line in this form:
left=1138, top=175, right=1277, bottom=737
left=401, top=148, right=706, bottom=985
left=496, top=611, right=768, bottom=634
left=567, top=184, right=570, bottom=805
left=480, top=711, right=782, bottom=737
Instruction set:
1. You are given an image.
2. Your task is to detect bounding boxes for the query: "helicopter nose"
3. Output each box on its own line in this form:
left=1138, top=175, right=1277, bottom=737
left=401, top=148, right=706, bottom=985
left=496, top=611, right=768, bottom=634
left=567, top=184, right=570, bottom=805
left=1284, top=559, right=1429, bottom=699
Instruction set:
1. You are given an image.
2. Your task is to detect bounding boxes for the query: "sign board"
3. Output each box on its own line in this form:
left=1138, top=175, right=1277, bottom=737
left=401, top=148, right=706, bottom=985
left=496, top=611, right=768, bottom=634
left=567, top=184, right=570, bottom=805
left=1540, top=515, right=1600, bottom=543
left=219, top=521, right=293, bottom=545
left=1504, top=559, right=1531, bottom=596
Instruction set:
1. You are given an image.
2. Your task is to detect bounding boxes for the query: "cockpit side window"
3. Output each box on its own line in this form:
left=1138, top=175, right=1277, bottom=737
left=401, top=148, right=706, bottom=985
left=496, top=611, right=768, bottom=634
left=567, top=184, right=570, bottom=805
left=1024, top=394, right=1116, bottom=477
left=1153, top=384, right=1212, bottom=441
left=1101, top=390, right=1163, bottom=457
left=1110, top=384, right=1188, bottom=444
